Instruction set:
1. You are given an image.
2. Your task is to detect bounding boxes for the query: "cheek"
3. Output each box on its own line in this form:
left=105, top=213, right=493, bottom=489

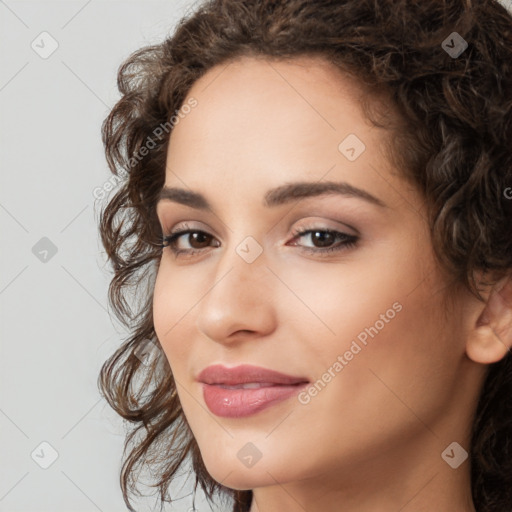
left=305, top=259, right=459, bottom=437
left=290, top=236, right=457, bottom=404
left=268, top=242, right=413, bottom=353
left=152, top=262, right=196, bottom=366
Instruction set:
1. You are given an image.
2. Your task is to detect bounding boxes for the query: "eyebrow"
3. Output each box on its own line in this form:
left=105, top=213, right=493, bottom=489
left=157, top=180, right=388, bottom=210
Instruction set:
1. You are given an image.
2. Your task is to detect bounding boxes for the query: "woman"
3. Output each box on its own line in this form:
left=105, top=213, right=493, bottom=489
left=98, top=1, right=512, bottom=511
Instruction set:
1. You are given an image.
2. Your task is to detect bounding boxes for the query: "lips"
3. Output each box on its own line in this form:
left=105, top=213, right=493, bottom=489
left=197, top=364, right=309, bottom=418
left=198, top=364, right=309, bottom=386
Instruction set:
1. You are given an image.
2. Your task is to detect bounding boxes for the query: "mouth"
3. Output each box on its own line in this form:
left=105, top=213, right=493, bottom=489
left=197, top=364, right=310, bottom=418
left=197, top=363, right=309, bottom=386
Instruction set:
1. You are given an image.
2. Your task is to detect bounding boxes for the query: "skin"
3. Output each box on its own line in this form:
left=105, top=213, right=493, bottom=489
left=153, top=55, right=512, bottom=512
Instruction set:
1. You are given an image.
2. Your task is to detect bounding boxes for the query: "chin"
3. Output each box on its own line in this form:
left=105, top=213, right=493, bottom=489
left=202, top=454, right=281, bottom=490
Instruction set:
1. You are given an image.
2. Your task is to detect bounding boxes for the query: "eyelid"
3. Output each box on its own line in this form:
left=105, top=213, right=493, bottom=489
left=161, top=219, right=216, bottom=237
left=161, top=218, right=356, bottom=239
left=289, top=217, right=359, bottom=237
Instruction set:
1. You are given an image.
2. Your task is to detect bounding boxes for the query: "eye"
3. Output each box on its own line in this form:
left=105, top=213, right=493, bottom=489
left=287, top=226, right=358, bottom=256
left=160, top=225, right=358, bottom=258
left=161, top=228, right=220, bottom=257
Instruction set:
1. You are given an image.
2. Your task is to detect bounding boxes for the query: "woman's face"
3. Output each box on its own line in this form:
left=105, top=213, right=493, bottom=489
left=153, top=56, right=483, bottom=492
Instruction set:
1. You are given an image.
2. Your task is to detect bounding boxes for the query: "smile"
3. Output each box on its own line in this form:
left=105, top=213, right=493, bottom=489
left=197, top=364, right=309, bottom=418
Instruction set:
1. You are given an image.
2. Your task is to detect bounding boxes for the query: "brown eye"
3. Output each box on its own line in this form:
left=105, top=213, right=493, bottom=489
left=309, top=230, right=336, bottom=248
left=288, top=228, right=358, bottom=256
left=161, top=229, right=219, bottom=256
left=187, top=232, right=212, bottom=249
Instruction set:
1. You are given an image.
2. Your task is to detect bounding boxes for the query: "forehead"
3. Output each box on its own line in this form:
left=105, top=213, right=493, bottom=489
left=171, top=57, right=378, bottom=152
left=163, top=55, right=409, bottom=211
left=173, top=55, right=370, bottom=141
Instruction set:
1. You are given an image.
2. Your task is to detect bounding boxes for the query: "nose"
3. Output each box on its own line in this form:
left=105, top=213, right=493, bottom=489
left=195, top=244, right=277, bottom=344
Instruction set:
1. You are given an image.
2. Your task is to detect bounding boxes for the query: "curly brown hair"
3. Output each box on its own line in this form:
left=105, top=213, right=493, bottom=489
left=98, top=1, right=512, bottom=511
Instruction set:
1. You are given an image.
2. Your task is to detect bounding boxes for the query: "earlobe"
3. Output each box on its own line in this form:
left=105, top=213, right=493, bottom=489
left=465, top=275, right=512, bottom=365
left=466, top=325, right=510, bottom=364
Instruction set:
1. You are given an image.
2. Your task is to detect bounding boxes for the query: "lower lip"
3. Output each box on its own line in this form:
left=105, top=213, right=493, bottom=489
left=201, top=383, right=308, bottom=418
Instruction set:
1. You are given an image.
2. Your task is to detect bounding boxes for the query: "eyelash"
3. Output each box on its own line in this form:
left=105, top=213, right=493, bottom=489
left=160, top=225, right=358, bottom=258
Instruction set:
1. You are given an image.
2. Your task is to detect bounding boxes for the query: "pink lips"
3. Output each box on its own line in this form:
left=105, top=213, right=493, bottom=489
left=197, top=364, right=309, bottom=418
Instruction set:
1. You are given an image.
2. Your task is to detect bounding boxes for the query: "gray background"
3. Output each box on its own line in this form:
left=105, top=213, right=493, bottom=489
left=1, top=0, right=511, bottom=511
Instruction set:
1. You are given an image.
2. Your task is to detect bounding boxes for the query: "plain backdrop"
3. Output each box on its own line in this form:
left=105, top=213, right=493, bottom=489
left=1, top=0, right=511, bottom=511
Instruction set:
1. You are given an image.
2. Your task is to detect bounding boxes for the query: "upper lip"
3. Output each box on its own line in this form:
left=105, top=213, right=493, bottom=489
left=197, top=364, right=309, bottom=386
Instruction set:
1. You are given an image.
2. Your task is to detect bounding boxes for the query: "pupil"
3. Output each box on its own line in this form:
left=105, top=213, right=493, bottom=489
left=190, top=232, right=210, bottom=248
left=313, top=231, right=334, bottom=247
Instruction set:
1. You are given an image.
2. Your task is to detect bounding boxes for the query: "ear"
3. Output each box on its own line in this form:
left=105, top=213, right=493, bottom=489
left=466, top=274, right=512, bottom=364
